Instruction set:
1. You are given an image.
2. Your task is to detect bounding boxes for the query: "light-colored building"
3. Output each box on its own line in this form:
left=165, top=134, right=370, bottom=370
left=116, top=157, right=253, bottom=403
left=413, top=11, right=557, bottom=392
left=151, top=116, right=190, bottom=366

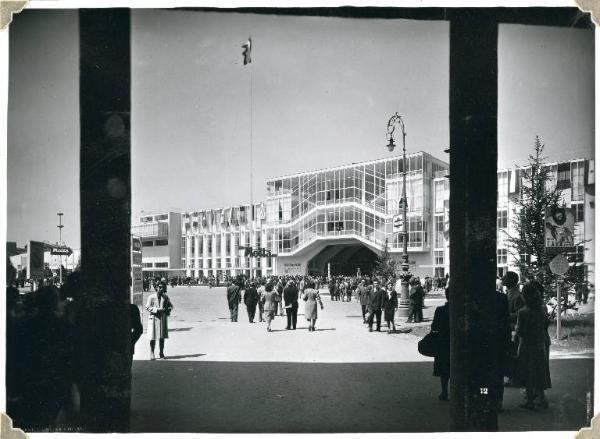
left=131, top=211, right=182, bottom=278
left=134, top=154, right=594, bottom=284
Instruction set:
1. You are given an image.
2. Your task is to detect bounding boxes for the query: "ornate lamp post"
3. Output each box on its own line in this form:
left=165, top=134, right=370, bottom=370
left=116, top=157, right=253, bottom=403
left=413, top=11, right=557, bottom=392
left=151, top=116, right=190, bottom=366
left=386, top=113, right=411, bottom=310
left=57, top=212, right=64, bottom=285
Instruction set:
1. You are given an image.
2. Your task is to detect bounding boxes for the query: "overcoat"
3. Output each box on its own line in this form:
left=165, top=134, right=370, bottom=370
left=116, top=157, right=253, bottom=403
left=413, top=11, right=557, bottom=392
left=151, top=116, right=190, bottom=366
left=262, top=290, right=280, bottom=312
left=146, top=293, right=173, bottom=340
left=431, top=302, right=450, bottom=377
left=303, top=288, right=323, bottom=320
left=515, top=305, right=552, bottom=390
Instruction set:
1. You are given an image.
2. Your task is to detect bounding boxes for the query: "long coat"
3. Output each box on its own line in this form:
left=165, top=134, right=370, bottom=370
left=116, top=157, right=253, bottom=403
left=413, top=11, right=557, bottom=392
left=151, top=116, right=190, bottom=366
left=515, top=305, right=552, bottom=390
left=283, top=286, right=299, bottom=310
left=357, top=286, right=370, bottom=306
left=244, top=287, right=259, bottom=307
left=431, top=302, right=450, bottom=377
left=303, top=288, right=323, bottom=320
left=262, top=290, right=280, bottom=312
left=146, top=293, right=173, bottom=340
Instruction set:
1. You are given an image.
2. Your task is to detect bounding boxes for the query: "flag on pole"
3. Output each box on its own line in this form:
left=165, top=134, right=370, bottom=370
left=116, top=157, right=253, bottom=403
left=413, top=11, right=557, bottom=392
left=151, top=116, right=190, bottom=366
left=242, top=37, right=252, bottom=65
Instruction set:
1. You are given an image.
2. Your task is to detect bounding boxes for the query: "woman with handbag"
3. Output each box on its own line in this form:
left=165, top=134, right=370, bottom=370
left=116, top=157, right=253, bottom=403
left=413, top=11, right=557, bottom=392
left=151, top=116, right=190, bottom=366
left=431, top=286, right=450, bottom=401
left=303, top=279, right=324, bottom=331
left=383, top=282, right=398, bottom=332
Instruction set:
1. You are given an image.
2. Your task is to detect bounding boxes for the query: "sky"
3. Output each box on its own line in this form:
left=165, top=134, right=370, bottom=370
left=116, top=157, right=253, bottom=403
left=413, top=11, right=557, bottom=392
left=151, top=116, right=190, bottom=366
left=6, top=9, right=595, bottom=250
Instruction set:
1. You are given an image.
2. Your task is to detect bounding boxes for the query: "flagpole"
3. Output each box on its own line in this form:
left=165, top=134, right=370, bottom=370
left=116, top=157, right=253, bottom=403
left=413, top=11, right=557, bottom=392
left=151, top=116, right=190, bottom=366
left=250, top=63, right=254, bottom=226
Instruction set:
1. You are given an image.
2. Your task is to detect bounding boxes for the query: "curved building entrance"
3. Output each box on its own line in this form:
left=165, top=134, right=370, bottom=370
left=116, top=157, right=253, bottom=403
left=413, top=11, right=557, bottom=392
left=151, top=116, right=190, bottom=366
left=307, top=244, right=378, bottom=276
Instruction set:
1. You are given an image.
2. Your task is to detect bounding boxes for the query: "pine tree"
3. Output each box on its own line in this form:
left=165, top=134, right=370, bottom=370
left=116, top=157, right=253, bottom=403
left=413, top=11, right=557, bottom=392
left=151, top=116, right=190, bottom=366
left=505, top=136, right=561, bottom=296
left=373, top=239, right=398, bottom=282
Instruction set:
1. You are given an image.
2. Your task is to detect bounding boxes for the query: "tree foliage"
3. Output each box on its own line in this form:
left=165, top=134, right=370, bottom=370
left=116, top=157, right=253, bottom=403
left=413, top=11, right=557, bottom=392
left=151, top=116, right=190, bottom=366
left=374, top=239, right=398, bottom=282
left=505, top=136, right=564, bottom=296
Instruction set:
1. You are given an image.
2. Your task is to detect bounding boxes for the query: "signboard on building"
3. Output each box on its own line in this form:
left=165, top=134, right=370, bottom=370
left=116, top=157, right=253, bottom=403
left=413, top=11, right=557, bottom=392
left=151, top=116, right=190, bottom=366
left=392, top=215, right=404, bottom=232
left=131, top=236, right=144, bottom=307
left=27, top=240, right=45, bottom=279
left=544, top=206, right=575, bottom=252
left=283, top=263, right=304, bottom=275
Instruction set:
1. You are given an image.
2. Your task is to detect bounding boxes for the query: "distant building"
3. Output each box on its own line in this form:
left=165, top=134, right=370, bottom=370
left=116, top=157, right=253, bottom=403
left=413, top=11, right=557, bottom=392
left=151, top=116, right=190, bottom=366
left=133, top=154, right=594, bottom=285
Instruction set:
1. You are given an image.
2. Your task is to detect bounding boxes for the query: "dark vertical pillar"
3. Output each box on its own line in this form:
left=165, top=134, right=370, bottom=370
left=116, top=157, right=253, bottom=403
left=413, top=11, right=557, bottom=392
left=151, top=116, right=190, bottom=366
left=448, top=10, right=499, bottom=431
left=79, top=9, right=131, bottom=432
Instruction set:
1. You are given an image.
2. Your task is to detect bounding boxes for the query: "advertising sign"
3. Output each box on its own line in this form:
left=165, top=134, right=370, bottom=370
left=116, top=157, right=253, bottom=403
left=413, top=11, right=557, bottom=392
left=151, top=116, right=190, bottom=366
left=392, top=215, right=404, bottom=232
left=544, top=206, right=575, bottom=252
left=283, top=263, right=304, bottom=275
left=27, top=240, right=45, bottom=279
left=131, top=236, right=144, bottom=307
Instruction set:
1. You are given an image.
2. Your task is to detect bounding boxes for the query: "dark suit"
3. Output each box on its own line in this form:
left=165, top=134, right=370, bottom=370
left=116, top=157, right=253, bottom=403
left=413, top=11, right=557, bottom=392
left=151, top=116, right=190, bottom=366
left=244, top=287, right=260, bottom=322
left=130, top=304, right=143, bottom=364
left=227, top=284, right=241, bottom=322
left=367, top=287, right=385, bottom=331
left=283, top=285, right=299, bottom=329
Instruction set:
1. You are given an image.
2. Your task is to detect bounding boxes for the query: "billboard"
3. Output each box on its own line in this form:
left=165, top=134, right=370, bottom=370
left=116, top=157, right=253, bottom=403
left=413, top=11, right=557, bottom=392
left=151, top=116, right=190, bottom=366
left=131, top=236, right=144, bottom=307
left=544, top=206, right=575, bottom=251
left=27, top=240, right=45, bottom=279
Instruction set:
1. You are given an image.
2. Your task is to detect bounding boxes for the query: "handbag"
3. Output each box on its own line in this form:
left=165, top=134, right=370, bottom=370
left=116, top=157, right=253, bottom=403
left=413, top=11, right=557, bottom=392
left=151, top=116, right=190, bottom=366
left=418, top=331, right=440, bottom=357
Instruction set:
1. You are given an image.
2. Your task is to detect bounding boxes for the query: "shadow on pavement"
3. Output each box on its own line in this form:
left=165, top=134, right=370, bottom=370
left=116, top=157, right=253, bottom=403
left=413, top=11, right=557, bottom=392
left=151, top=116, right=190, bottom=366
left=170, top=327, right=194, bottom=332
left=131, top=358, right=592, bottom=433
left=162, top=354, right=207, bottom=360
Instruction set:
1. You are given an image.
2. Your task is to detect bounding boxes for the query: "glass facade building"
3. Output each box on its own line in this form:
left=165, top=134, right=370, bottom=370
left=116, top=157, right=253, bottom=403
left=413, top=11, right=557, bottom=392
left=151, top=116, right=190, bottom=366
left=133, top=154, right=594, bottom=284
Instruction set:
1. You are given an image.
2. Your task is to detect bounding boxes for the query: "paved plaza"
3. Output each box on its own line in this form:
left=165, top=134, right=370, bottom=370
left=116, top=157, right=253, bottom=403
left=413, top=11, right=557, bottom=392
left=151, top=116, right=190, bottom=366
left=130, top=286, right=593, bottom=432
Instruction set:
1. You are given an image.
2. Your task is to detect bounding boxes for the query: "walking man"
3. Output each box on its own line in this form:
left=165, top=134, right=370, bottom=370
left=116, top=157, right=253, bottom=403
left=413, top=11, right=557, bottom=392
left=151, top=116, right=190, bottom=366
left=227, top=280, right=242, bottom=322
left=284, top=280, right=299, bottom=330
left=367, top=279, right=384, bottom=332
left=244, top=281, right=259, bottom=323
left=357, top=279, right=370, bottom=323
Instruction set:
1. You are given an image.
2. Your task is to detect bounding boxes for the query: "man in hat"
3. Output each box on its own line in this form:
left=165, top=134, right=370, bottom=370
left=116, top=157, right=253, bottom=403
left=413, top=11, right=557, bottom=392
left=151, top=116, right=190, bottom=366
left=244, top=281, right=260, bottom=323
left=227, top=280, right=242, bottom=322
left=283, top=279, right=299, bottom=330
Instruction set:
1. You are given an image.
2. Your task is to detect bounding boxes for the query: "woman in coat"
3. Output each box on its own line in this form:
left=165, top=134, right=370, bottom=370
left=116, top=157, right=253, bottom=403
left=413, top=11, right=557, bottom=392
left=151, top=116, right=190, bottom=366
left=383, top=282, right=398, bottom=332
left=431, top=287, right=450, bottom=401
left=302, top=279, right=323, bottom=331
left=145, top=283, right=173, bottom=360
left=515, top=281, right=551, bottom=409
left=261, top=283, right=280, bottom=332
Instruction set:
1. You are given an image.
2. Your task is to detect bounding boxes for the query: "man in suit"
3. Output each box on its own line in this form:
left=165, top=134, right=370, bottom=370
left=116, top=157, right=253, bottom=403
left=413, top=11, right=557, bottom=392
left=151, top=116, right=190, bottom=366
left=243, top=282, right=260, bottom=323
left=227, top=281, right=242, bottom=322
left=367, top=279, right=385, bottom=332
left=130, top=303, right=143, bottom=365
left=357, top=279, right=370, bottom=323
left=283, top=280, right=299, bottom=330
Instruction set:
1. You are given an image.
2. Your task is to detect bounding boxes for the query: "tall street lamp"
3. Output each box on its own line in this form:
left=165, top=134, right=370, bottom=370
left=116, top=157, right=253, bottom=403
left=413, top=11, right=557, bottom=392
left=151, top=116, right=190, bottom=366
left=386, top=113, right=411, bottom=311
left=57, top=212, right=64, bottom=285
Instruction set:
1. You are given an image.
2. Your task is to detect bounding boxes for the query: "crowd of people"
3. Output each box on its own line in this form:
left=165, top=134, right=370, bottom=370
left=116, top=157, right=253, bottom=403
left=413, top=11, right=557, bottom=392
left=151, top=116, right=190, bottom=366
left=6, top=271, right=144, bottom=431
left=5, top=265, right=573, bottom=429
left=429, top=271, right=552, bottom=411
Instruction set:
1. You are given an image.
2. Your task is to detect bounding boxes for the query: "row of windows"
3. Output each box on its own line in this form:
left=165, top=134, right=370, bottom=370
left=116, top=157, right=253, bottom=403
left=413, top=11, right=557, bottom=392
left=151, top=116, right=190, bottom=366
left=142, top=262, right=168, bottom=268
left=141, top=239, right=168, bottom=247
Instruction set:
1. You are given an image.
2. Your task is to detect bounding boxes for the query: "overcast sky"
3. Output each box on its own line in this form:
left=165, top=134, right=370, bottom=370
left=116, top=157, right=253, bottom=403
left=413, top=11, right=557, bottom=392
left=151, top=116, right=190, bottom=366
left=7, top=9, right=595, bottom=249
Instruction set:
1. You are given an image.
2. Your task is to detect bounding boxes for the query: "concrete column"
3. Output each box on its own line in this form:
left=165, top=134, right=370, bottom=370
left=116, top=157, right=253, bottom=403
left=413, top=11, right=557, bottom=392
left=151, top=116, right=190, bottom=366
left=449, top=10, right=499, bottom=432
left=78, top=9, right=131, bottom=432
left=212, top=233, right=218, bottom=278
left=261, top=229, right=268, bottom=274
left=221, top=232, right=227, bottom=277
left=230, top=231, right=238, bottom=276
left=194, top=235, right=200, bottom=278
left=202, top=234, right=209, bottom=278
left=239, top=230, right=247, bottom=270
left=250, top=229, right=258, bottom=276
left=185, top=233, right=192, bottom=277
